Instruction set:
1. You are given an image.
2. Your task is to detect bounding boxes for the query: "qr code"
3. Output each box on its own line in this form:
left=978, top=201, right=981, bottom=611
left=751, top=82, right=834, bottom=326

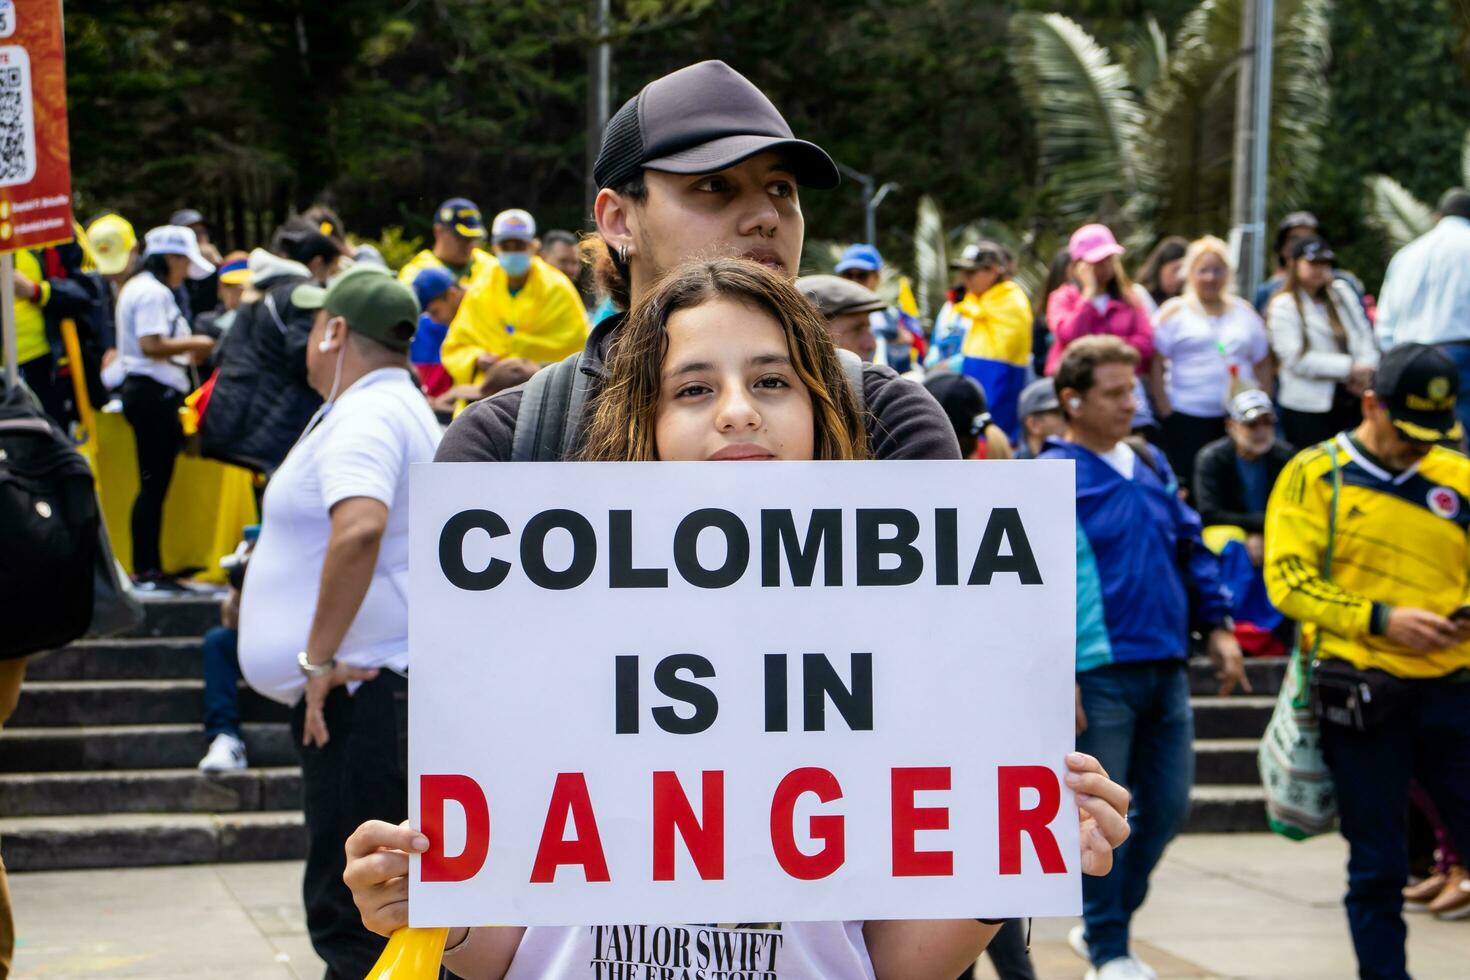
left=0, top=50, right=34, bottom=187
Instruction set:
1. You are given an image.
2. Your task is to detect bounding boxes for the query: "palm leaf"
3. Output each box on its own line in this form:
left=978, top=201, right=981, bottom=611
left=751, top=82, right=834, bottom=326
left=1121, top=15, right=1170, bottom=95
left=1363, top=175, right=1435, bottom=253
left=1008, top=12, right=1155, bottom=232
left=913, top=195, right=949, bottom=321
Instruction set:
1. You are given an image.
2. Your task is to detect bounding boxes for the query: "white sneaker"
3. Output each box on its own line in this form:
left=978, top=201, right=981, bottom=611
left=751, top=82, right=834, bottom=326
left=1068, top=924, right=1089, bottom=962
left=198, top=733, right=247, bottom=771
left=1085, top=957, right=1156, bottom=980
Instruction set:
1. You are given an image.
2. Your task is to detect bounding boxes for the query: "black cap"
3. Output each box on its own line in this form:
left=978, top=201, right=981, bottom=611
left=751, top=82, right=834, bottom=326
left=1290, top=235, right=1336, bottom=264
left=593, top=61, right=840, bottom=192
left=923, top=373, right=990, bottom=438
left=170, top=208, right=205, bottom=228
left=950, top=241, right=1008, bottom=271
left=1274, top=211, right=1319, bottom=253
left=1373, top=343, right=1463, bottom=443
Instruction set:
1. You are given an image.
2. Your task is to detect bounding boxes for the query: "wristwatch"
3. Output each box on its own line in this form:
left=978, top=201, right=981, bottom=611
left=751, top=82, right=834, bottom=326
left=297, top=651, right=336, bottom=679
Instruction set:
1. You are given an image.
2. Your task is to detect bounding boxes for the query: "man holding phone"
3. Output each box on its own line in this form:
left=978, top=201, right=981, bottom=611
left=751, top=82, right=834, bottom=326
left=1264, top=342, right=1470, bottom=977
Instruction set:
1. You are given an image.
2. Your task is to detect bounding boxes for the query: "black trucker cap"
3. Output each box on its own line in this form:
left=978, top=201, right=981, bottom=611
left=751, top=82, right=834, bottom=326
left=1373, top=343, right=1463, bottom=443
left=593, top=60, right=840, bottom=192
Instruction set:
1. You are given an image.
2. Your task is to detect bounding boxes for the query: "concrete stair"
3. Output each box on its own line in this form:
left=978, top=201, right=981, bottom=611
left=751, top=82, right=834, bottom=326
left=0, top=595, right=1284, bottom=872
left=0, top=596, right=305, bottom=872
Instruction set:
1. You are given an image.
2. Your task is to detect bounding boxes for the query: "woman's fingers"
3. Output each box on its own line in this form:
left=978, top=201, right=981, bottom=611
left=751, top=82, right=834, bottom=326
left=345, top=819, right=428, bottom=863
left=1077, top=792, right=1131, bottom=849
left=1077, top=813, right=1115, bottom=877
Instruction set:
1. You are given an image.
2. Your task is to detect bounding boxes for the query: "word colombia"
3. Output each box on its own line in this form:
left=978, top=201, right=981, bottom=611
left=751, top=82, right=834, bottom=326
left=437, top=505, right=1045, bottom=592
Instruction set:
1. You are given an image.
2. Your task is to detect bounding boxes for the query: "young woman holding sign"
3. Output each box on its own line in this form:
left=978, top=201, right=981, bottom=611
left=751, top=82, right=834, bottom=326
left=344, top=259, right=1132, bottom=980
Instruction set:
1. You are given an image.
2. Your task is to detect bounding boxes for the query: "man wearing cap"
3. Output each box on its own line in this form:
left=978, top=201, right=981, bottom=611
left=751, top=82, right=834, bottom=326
left=929, top=241, right=1033, bottom=439
left=1377, top=189, right=1470, bottom=439
left=398, top=197, right=497, bottom=289
left=408, top=266, right=462, bottom=400
left=1264, top=342, right=1470, bottom=979
left=86, top=213, right=139, bottom=299
left=438, top=208, right=587, bottom=398
left=193, top=250, right=251, bottom=340
left=170, top=207, right=224, bottom=321
left=1253, top=210, right=1368, bottom=317
left=835, top=243, right=923, bottom=372
left=1014, top=377, right=1066, bottom=460
left=238, top=265, right=441, bottom=980
left=797, top=273, right=887, bottom=361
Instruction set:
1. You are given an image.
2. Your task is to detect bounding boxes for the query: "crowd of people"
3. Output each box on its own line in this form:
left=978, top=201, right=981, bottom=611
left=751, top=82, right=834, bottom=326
left=3, top=56, right=1469, bottom=980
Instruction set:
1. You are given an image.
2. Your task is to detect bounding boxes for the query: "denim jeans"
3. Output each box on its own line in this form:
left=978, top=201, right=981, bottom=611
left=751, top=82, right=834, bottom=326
left=1319, top=677, right=1470, bottom=980
left=201, top=626, right=241, bottom=739
left=1075, top=660, right=1195, bottom=967
left=1435, top=342, right=1470, bottom=442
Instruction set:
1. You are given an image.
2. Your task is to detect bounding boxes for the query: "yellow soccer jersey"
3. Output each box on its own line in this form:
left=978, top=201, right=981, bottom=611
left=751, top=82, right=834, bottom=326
left=1264, top=434, right=1470, bottom=678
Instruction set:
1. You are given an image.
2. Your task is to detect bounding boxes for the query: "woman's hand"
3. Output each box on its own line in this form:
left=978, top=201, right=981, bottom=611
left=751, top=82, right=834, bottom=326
left=1066, top=752, right=1130, bottom=876
left=343, top=819, right=427, bottom=937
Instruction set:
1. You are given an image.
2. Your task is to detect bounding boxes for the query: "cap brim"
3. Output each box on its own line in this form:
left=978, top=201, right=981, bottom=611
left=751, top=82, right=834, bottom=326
left=834, top=259, right=879, bottom=274
left=645, top=134, right=841, bottom=190
left=94, top=251, right=130, bottom=276
left=1077, top=244, right=1126, bottom=264
left=291, top=283, right=328, bottom=310
left=218, top=271, right=250, bottom=286
left=1391, top=411, right=1464, bottom=443
left=838, top=299, right=888, bottom=316
left=1235, top=407, right=1275, bottom=424
left=453, top=224, right=486, bottom=239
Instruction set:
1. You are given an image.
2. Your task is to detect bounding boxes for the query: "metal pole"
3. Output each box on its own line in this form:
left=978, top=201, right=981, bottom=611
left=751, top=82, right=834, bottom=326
left=861, top=178, right=875, bottom=246
left=584, top=0, right=611, bottom=221
left=2, top=253, right=17, bottom=390
left=869, top=182, right=899, bottom=246
left=1248, top=0, right=1275, bottom=299
left=1227, top=0, right=1274, bottom=300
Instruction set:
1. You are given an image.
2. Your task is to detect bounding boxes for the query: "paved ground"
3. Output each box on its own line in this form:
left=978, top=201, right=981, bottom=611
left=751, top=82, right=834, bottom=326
left=8, top=833, right=1468, bottom=979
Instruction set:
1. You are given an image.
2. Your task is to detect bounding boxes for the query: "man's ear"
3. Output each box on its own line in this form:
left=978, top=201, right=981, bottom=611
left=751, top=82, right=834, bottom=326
left=530, top=237, right=542, bottom=256
left=1059, top=387, right=1083, bottom=418
left=594, top=187, right=635, bottom=257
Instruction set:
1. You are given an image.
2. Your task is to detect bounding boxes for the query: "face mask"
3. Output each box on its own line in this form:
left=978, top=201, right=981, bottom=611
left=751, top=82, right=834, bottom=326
left=498, top=251, right=532, bottom=277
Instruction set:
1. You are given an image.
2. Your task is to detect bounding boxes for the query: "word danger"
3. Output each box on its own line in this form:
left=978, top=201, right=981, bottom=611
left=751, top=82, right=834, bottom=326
left=437, top=507, right=1042, bottom=591
left=418, top=766, right=1068, bottom=886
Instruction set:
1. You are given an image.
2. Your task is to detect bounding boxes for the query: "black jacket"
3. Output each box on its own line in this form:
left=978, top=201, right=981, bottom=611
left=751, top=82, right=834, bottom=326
left=1191, top=436, right=1296, bottom=534
left=200, top=271, right=322, bottom=474
left=437, top=313, right=961, bottom=463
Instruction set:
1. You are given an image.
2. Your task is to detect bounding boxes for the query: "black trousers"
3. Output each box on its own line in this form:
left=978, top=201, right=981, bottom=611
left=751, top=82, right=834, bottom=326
left=1160, top=411, right=1225, bottom=496
left=120, top=375, right=184, bottom=576
left=291, top=670, right=409, bottom=980
left=956, top=919, right=1036, bottom=980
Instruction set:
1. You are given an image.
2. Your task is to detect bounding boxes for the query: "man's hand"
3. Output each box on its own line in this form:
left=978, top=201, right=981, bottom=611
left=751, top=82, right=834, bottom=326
left=220, top=588, right=240, bottom=631
left=1385, top=607, right=1460, bottom=653
left=475, top=351, right=501, bottom=373
left=1066, top=753, right=1130, bottom=876
left=302, top=661, right=380, bottom=748
left=480, top=357, right=536, bottom=397
left=13, top=269, right=40, bottom=302
left=187, top=335, right=216, bottom=365
left=1244, top=532, right=1265, bottom=568
left=1207, top=628, right=1250, bottom=696
left=430, top=383, right=488, bottom=414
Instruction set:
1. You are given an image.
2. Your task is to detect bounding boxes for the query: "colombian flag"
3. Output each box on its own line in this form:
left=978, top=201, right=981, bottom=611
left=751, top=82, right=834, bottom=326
left=956, top=281, right=1033, bottom=439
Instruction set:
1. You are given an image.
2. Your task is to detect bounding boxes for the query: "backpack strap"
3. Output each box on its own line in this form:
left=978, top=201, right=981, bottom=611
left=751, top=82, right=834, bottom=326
left=835, top=348, right=867, bottom=414
left=511, top=352, right=582, bottom=462
left=1123, top=435, right=1166, bottom=483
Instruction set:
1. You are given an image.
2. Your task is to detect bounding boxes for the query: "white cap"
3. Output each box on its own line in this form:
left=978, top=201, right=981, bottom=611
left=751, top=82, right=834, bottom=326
left=143, top=225, right=215, bottom=280
left=490, top=208, right=536, bottom=244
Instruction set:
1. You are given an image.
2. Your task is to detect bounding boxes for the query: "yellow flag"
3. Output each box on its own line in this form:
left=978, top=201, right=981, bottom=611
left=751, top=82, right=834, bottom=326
left=897, top=276, right=921, bottom=319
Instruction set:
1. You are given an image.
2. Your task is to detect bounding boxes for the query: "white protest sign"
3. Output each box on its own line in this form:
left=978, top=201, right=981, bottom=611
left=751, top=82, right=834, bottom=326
left=408, top=460, right=1078, bottom=927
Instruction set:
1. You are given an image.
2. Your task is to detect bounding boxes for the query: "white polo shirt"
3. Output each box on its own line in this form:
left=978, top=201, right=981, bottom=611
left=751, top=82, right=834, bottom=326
left=239, top=367, right=442, bottom=705
left=114, top=271, right=195, bottom=393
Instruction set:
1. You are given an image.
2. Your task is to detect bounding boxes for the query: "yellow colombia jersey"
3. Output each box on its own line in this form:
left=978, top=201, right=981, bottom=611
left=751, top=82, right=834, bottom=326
left=439, top=255, right=588, bottom=385
left=1264, top=434, right=1470, bottom=678
left=397, top=247, right=497, bottom=289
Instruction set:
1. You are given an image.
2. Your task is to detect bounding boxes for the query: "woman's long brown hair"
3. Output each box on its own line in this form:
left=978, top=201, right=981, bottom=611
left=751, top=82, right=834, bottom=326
left=580, top=257, right=869, bottom=462
left=1277, top=245, right=1347, bottom=351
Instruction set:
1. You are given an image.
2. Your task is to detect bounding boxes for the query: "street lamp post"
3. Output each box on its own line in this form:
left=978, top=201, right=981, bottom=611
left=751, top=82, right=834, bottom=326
left=836, top=162, right=899, bottom=246
left=1228, top=0, right=1275, bottom=300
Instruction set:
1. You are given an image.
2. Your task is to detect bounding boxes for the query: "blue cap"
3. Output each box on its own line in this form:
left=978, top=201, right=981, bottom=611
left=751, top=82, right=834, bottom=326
left=835, top=243, right=882, bottom=274
left=412, top=266, right=457, bottom=311
left=434, top=198, right=486, bottom=239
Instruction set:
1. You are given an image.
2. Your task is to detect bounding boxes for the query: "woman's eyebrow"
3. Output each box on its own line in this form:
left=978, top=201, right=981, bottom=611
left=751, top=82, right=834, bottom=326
left=749, top=353, right=792, bottom=367
left=664, top=359, right=714, bottom=379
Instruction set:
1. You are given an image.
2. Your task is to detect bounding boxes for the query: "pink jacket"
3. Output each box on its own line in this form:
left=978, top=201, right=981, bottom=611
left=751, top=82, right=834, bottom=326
left=1043, top=283, right=1155, bottom=375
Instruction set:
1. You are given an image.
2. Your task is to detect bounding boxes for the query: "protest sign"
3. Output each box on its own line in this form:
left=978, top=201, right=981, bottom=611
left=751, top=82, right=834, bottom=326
left=0, top=0, right=71, bottom=254
left=408, top=460, right=1079, bottom=928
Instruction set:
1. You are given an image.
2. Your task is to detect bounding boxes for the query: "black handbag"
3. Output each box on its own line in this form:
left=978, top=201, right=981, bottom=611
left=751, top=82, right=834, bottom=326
left=1310, top=658, right=1416, bottom=732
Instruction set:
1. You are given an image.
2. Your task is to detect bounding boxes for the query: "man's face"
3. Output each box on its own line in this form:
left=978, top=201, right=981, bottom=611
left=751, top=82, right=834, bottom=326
left=220, top=282, right=244, bottom=311
left=825, top=310, right=876, bottom=361
left=493, top=238, right=535, bottom=258
left=1365, top=395, right=1436, bottom=469
left=545, top=241, right=582, bottom=284
left=963, top=265, right=1001, bottom=296
left=1024, top=409, right=1067, bottom=445
left=1068, top=363, right=1137, bottom=444
left=426, top=286, right=464, bottom=325
left=1228, top=415, right=1276, bottom=459
left=305, top=309, right=345, bottom=398
left=433, top=225, right=475, bottom=266
left=840, top=268, right=880, bottom=292
left=624, top=152, right=803, bottom=290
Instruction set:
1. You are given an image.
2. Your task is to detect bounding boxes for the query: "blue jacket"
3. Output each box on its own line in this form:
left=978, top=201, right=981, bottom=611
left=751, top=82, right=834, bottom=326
left=1040, top=437, right=1232, bottom=671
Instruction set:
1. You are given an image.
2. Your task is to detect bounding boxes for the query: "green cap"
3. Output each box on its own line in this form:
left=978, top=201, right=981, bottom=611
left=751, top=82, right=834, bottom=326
left=292, top=266, right=419, bottom=352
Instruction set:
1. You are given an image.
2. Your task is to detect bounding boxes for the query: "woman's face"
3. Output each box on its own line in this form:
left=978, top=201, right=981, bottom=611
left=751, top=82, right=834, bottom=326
left=1191, top=253, right=1230, bottom=302
left=1295, top=257, right=1333, bottom=293
left=1158, top=258, right=1184, bottom=297
left=653, top=296, right=815, bottom=462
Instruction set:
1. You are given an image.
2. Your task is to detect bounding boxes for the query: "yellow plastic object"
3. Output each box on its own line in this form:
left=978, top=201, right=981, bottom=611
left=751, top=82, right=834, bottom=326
left=58, top=318, right=97, bottom=460
left=1202, top=524, right=1247, bottom=555
left=363, top=927, right=449, bottom=980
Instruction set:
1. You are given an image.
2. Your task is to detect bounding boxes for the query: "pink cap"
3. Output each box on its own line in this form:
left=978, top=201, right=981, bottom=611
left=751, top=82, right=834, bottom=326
left=1069, top=224, right=1125, bottom=264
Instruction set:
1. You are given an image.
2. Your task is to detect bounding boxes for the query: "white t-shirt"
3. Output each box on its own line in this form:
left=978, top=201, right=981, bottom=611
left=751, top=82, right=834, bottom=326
left=114, top=271, right=194, bottom=393
left=503, top=921, right=876, bottom=980
left=1153, top=298, right=1268, bottom=417
left=239, top=367, right=442, bottom=705
left=1098, top=441, right=1137, bottom=479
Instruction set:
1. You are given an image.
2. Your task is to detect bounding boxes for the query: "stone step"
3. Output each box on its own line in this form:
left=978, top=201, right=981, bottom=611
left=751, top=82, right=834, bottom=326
left=0, top=723, right=296, bottom=772
left=24, top=638, right=203, bottom=682
left=0, top=767, right=301, bottom=818
left=0, top=810, right=305, bottom=872
left=1192, top=739, right=1260, bottom=785
left=9, top=679, right=290, bottom=728
left=1191, top=696, right=1274, bottom=739
left=1184, top=784, right=1271, bottom=833
left=127, top=594, right=224, bottom=639
left=1187, top=656, right=1286, bottom=697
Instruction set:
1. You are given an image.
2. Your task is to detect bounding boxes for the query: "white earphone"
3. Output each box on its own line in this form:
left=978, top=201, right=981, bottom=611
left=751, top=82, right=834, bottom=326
left=1068, top=397, right=1082, bottom=411
left=318, top=323, right=337, bottom=353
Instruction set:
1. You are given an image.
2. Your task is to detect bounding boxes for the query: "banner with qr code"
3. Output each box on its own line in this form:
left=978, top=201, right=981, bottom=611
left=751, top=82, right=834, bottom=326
left=0, top=0, right=71, bottom=255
